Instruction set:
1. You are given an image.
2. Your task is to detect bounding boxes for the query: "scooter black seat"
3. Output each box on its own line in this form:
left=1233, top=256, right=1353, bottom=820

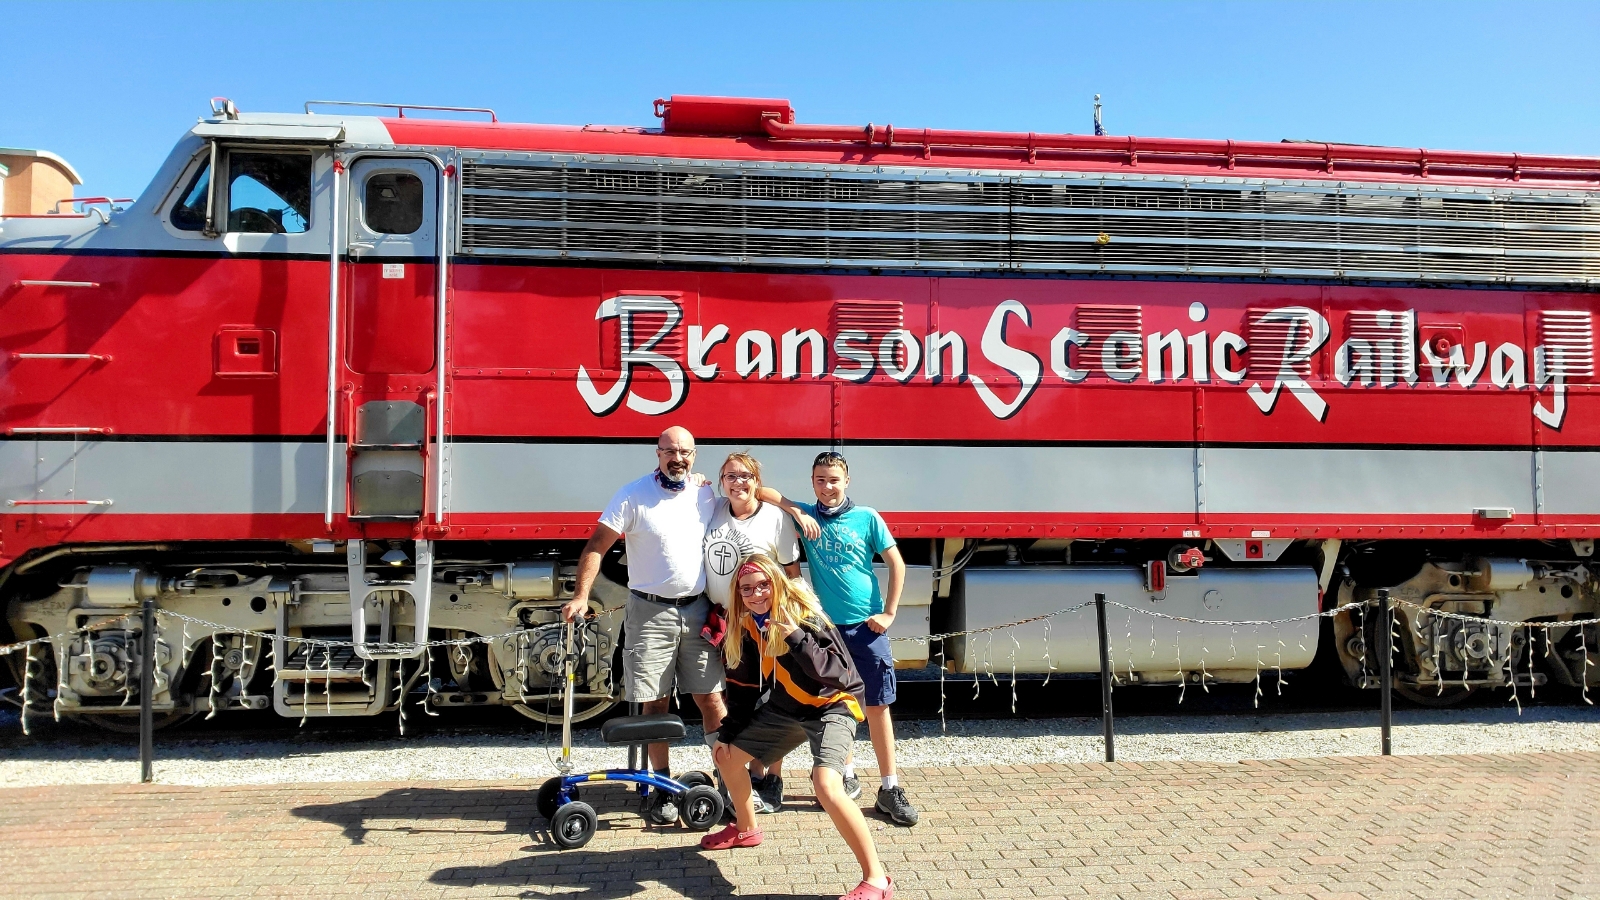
left=600, top=713, right=687, bottom=745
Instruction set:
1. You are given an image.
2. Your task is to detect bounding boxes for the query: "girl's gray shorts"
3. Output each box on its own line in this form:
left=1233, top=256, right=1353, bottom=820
left=731, top=707, right=857, bottom=774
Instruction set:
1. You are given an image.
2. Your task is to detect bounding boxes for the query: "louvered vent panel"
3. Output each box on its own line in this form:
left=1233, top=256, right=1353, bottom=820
left=458, top=159, right=1600, bottom=285
left=831, top=299, right=906, bottom=367
left=627, top=310, right=685, bottom=358
left=1072, top=305, right=1143, bottom=377
left=601, top=298, right=685, bottom=368
left=1539, top=310, right=1595, bottom=379
left=1344, top=309, right=1417, bottom=384
left=1247, top=308, right=1317, bottom=377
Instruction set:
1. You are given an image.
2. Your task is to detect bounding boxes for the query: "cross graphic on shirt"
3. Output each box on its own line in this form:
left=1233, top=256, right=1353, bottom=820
left=711, top=542, right=736, bottom=575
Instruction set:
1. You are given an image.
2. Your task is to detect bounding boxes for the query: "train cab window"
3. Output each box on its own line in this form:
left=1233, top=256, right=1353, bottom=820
left=364, top=172, right=424, bottom=234
left=170, top=160, right=211, bottom=231
left=226, top=151, right=312, bottom=233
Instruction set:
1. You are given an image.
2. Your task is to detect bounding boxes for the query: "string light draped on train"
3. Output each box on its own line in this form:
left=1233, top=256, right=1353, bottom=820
left=3, top=93, right=1600, bottom=731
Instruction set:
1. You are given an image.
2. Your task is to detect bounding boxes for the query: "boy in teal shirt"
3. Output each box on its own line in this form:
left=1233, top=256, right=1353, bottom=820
left=797, top=451, right=919, bottom=827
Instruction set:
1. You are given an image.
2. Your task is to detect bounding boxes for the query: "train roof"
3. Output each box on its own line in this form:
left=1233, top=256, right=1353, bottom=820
left=257, top=94, right=1600, bottom=191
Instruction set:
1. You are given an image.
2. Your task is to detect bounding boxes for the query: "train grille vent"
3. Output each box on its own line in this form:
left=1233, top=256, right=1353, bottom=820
left=1072, top=305, right=1143, bottom=378
left=831, top=299, right=907, bottom=367
left=1538, top=310, right=1594, bottom=379
left=459, top=157, right=1600, bottom=286
left=1247, top=308, right=1320, bottom=377
left=1343, top=309, right=1417, bottom=383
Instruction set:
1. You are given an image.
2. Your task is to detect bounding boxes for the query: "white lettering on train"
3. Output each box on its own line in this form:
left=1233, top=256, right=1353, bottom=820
left=578, top=298, right=1569, bottom=428
left=968, top=300, right=1041, bottom=420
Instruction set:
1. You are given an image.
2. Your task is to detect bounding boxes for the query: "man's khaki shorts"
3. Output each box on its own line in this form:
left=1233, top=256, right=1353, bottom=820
left=622, top=592, right=726, bottom=703
left=730, top=707, right=857, bottom=775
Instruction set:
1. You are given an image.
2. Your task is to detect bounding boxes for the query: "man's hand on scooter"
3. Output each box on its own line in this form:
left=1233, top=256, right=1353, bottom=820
left=561, top=596, right=589, bottom=622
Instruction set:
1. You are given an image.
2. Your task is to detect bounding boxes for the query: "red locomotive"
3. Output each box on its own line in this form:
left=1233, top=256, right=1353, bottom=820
left=4, top=94, right=1598, bottom=729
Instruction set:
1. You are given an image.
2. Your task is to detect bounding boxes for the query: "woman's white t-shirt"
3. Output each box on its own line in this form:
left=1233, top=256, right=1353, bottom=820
left=702, top=499, right=801, bottom=608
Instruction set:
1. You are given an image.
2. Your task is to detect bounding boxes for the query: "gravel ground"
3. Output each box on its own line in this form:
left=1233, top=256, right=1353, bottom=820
left=5, top=704, right=1600, bottom=788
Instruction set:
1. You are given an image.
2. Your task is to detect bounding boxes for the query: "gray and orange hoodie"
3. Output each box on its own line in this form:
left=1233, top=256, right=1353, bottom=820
left=717, top=613, right=866, bottom=743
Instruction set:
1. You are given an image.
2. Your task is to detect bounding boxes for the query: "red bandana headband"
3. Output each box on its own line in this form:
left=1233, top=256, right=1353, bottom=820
left=736, top=561, right=764, bottom=579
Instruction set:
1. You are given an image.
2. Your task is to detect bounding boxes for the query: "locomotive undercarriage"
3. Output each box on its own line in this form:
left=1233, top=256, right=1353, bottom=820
left=2, top=542, right=631, bottom=730
left=1330, top=544, right=1600, bottom=705
left=7, top=537, right=1600, bottom=729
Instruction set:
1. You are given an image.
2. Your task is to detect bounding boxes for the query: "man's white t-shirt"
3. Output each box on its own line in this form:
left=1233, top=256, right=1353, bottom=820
left=702, top=499, right=801, bottom=608
left=598, top=473, right=716, bottom=598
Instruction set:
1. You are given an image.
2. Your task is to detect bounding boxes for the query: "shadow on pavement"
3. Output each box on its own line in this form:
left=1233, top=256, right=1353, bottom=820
left=292, top=785, right=837, bottom=898
left=431, top=845, right=836, bottom=899
left=293, top=785, right=548, bottom=845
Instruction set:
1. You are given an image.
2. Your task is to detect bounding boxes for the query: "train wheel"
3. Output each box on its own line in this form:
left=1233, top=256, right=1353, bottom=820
left=80, top=710, right=199, bottom=733
left=1392, top=680, right=1475, bottom=708
left=512, top=695, right=618, bottom=725
left=550, top=801, right=597, bottom=849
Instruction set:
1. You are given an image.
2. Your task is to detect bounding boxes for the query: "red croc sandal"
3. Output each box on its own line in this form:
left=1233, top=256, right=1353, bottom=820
left=839, top=878, right=894, bottom=900
left=700, top=824, right=763, bottom=850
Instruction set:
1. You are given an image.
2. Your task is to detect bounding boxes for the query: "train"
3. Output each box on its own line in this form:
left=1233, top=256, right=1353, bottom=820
left=3, top=93, right=1599, bottom=731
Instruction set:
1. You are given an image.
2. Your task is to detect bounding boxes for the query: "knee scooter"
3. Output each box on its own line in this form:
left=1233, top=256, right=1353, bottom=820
left=537, top=619, right=725, bottom=849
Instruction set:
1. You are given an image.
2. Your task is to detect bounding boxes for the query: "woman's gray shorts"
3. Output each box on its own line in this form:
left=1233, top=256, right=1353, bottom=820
left=730, top=707, right=857, bottom=775
left=622, top=592, right=725, bottom=703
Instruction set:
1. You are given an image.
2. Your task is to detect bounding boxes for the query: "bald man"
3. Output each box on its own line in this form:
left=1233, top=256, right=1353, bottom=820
left=563, top=427, right=810, bottom=778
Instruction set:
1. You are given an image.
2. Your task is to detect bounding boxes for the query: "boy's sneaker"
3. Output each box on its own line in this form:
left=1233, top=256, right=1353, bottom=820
left=841, top=774, right=862, bottom=800
left=755, top=774, right=784, bottom=813
left=719, top=776, right=774, bottom=819
left=875, top=786, right=919, bottom=827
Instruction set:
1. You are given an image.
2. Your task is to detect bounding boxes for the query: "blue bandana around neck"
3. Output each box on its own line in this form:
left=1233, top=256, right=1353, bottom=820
left=814, top=496, right=855, bottom=520
left=655, top=469, right=687, bottom=492
left=751, top=611, right=770, bottom=631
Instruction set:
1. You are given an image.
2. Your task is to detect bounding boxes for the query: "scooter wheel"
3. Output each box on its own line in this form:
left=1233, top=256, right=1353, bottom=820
left=679, top=770, right=713, bottom=789
left=537, top=777, right=578, bottom=820
left=679, top=785, right=724, bottom=831
left=550, top=801, right=597, bottom=849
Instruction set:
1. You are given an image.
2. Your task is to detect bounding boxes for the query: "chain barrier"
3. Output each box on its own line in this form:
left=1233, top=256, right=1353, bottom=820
left=0, top=611, right=138, bottom=657
left=7, top=594, right=1599, bottom=741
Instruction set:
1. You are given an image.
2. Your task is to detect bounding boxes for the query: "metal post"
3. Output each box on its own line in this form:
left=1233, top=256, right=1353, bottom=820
left=1095, top=592, right=1115, bottom=762
left=139, top=597, right=155, bottom=783
left=557, top=618, right=575, bottom=775
left=1377, top=588, right=1393, bottom=756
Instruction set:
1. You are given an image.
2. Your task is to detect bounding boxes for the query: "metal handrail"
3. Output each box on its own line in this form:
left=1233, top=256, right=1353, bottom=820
left=434, top=164, right=451, bottom=525
left=52, top=197, right=133, bottom=213
left=305, top=100, right=497, bottom=123
left=324, top=159, right=343, bottom=529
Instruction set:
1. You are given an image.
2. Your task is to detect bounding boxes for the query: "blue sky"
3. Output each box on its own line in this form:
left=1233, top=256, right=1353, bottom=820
left=5, top=0, right=1597, bottom=200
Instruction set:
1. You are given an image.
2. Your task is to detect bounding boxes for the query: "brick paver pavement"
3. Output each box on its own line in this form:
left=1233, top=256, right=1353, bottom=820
left=2, top=751, right=1598, bottom=899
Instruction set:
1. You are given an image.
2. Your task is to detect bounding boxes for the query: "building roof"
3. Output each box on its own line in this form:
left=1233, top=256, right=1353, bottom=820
left=0, top=148, right=83, bottom=185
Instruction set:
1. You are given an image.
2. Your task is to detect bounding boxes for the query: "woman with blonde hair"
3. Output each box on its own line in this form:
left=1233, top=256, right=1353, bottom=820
left=701, top=451, right=811, bottom=813
left=701, top=554, right=894, bottom=900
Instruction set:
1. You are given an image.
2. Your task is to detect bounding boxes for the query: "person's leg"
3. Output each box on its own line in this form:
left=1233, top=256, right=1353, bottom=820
left=814, top=765, right=888, bottom=887
left=641, top=697, right=672, bottom=771
left=711, top=741, right=760, bottom=833
left=754, top=757, right=784, bottom=812
left=678, top=596, right=727, bottom=740
left=692, top=690, right=726, bottom=734
left=623, top=595, right=680, bottom=773
left=704, top=710, right=804, bottom=849
left=811, top=714, right=889, bottom=891
left=865, top=705, right=896, bottom=780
